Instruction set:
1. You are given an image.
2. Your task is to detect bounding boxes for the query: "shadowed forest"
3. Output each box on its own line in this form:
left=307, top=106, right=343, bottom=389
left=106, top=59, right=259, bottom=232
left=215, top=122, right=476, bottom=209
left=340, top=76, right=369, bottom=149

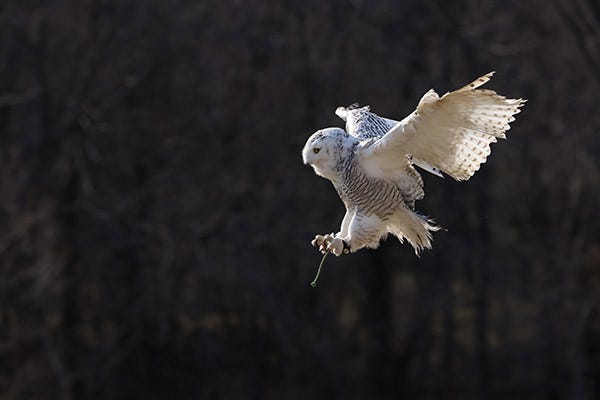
left=1, top=1, right=599, bottom=399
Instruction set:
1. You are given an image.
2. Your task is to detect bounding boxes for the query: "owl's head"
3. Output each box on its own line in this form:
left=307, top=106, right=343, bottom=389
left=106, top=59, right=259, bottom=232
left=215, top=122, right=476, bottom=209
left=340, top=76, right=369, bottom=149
left=302, top=127, right=355, bottom=181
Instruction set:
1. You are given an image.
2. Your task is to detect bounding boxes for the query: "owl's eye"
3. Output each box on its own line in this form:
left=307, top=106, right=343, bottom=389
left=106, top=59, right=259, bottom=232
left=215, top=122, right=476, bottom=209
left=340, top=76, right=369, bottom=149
left=313, top=148, right=321, bottom=154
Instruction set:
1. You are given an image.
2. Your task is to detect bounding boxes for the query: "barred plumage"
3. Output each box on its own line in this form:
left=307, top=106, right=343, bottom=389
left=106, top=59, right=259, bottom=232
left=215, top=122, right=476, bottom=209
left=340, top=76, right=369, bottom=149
left=335, top=155, right=406, bottom=217
left=303, top=72, right=525, bottom=256
left=337, top=105, right=394, bottom=139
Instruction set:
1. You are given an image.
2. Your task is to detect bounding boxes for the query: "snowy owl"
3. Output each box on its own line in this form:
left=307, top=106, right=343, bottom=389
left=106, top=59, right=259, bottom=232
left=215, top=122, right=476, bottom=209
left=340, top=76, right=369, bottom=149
left=302, top=72, right=525, bottom=256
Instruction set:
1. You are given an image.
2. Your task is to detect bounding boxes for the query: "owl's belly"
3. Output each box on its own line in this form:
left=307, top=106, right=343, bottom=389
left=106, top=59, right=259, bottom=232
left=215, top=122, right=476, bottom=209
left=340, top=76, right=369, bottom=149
left=339, top=172, right=405, bottom=217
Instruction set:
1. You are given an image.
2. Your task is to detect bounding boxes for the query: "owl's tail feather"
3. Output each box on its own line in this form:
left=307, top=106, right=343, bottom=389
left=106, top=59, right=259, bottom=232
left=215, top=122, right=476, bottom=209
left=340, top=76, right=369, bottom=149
left=388, top=210, right=441, bottom=255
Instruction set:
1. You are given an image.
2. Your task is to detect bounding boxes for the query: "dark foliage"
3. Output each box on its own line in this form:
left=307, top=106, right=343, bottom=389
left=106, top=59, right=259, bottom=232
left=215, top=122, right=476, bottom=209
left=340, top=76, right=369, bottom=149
left=1, top=1, right=599, bottom=399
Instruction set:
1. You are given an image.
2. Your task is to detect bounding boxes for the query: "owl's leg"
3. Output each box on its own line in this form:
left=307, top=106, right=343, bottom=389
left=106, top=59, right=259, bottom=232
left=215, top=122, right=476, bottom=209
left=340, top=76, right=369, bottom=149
left=321, top=208, right=354, bottom=256
left=337, top=207, right=353, bottom=238
left=328, top=212, right=386, bottom=256
left=310, top=207, right=354, bottom=254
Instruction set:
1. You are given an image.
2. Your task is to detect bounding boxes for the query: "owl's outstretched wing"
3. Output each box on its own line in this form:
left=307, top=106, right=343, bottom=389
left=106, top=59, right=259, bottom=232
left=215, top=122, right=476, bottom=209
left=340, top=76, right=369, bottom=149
left=359, top=72, right=526, bottom=181
left=335, top=104, right=395, bottom=140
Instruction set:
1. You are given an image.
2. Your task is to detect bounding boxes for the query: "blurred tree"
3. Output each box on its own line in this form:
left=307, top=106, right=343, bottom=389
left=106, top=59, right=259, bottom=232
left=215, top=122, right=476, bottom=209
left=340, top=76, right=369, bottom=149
left=0, top=0, right=598, bottom=399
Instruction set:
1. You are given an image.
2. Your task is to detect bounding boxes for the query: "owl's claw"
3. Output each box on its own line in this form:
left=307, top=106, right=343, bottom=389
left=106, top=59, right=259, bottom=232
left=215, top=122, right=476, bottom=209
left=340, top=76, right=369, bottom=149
left=311, top=233, right=335, bottom=253
left=311, top=234, right=349, bottom=256
left=327, top=237, right=344, bottom=256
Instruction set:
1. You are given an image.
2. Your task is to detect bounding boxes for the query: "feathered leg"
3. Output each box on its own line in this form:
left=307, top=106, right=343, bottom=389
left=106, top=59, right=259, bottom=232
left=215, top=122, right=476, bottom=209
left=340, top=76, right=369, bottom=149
left=310, top=206, right=353, bottom=254
left=324, top=212, right=387, bottom=256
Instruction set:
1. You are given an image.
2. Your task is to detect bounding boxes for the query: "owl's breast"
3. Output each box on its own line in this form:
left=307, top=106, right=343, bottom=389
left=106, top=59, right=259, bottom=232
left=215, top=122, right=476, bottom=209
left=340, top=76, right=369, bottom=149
left=335, top=161, right=405, bottom=217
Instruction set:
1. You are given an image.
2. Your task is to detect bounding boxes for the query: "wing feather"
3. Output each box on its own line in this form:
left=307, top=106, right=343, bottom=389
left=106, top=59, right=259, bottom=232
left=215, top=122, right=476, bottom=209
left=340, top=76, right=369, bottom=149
left=360, top=72, right=526, bottom=181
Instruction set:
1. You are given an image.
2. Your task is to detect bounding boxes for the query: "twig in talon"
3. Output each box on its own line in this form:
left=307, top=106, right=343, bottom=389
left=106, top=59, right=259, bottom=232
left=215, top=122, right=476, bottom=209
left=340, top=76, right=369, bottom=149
left=310, top=248, right=330, bottom=288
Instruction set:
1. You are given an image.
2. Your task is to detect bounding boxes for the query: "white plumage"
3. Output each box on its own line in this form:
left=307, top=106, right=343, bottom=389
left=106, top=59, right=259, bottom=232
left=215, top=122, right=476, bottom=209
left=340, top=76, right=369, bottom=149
left=302, top=72, right=525, bottom=256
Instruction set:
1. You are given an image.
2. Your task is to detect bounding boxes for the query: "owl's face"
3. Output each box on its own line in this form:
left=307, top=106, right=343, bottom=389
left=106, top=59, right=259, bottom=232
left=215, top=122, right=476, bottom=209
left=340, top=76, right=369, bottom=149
left=302, top=128, right=354, bottom=181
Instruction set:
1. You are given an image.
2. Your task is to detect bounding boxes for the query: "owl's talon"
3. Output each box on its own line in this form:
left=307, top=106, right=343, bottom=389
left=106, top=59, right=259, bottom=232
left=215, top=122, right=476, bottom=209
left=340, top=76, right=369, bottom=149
left=312, top=233, right=347, bottom=255
left=327, top=237, right=346, bottom=256
left=312, top=234, right=326, bottom=249
left=312, top=233, right=336, bottom=253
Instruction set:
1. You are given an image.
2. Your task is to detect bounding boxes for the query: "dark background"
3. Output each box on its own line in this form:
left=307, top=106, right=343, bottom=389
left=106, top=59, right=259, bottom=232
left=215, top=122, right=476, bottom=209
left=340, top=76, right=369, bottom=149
left=1, top=1, right=599, bottom=399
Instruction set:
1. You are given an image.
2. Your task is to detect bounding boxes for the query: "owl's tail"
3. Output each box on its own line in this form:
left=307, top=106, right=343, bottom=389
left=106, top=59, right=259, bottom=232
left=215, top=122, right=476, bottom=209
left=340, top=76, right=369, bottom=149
left=388, top=210, right=441, bottom=255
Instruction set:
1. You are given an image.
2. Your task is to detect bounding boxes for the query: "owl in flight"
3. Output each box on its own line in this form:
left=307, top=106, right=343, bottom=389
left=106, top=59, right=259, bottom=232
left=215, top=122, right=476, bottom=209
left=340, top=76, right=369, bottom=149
left=302, top=72, right=525, bottom=256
